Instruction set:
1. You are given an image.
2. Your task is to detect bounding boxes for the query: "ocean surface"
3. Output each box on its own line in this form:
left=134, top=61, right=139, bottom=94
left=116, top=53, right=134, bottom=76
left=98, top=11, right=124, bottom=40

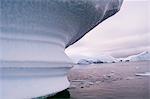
left=41, top=61, right=150, bottom=99
left=67, top=61, right=150, bottom=99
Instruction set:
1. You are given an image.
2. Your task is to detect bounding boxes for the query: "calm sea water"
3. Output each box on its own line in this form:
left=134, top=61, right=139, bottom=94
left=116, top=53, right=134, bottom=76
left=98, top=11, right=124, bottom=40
left=42, top=61, right=150, bottom=99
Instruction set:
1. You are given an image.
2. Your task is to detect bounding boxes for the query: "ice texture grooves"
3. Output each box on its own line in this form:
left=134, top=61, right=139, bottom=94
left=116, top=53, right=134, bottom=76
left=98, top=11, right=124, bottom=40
left=0, top=0, right=123, bottom=99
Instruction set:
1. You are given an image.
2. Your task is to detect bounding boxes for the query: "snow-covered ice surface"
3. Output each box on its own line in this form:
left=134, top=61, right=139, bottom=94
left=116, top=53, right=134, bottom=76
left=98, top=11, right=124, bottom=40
left=0, top=0, right=123, bottom=99
left=123, top=51, right=150, bottom=62
left=74, top=51, right=150, bottom=65
left=76, top=55, right=118, bottom=65
left=78, top=59, right=93, bottom=65
left=77, top=55, right=117, bottom=65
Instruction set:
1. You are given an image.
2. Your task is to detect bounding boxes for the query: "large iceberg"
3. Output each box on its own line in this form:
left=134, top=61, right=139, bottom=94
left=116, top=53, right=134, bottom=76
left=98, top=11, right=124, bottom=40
left=0, top=0, right=123, bottom=99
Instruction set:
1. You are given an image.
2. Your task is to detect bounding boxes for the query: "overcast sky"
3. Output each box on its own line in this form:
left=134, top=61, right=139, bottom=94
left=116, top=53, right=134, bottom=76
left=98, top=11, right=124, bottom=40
left=66, top=0, right=150, bottom=58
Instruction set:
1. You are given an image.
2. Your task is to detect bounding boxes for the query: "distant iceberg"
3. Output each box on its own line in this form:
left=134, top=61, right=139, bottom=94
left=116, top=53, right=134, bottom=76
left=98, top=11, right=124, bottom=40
left=77, top=55, right=118, bottom=65
left=78, top=59, right=94, bottom=65
left=78, top=58, right=104, bottom=65
left=76, top=51, right=150, bottom=65
left=123, top=51, right=150, bottom=62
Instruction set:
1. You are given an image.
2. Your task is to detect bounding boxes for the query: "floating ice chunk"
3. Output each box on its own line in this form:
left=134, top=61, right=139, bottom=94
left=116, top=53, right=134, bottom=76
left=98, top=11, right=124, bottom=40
left=136, top=72, right=150, bottom=77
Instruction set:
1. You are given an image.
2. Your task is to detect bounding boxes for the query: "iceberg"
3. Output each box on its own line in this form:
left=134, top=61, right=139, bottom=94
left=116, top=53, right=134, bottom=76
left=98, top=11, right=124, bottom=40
left=123, top=51, right=150, bottom=62
left=0, top=0, right=123, bottom=99
left=93, top=55, right=118, bottom=63
left=77, top=55, right=117, bottom=65
left=76, top=51, right=150, bottom=65
left=78, top=59, right=94, bottom=65
left=78, top=59, right=104, bottom=65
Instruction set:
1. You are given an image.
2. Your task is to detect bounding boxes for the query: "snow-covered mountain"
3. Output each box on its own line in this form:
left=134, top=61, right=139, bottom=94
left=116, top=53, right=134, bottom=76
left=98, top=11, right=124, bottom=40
left=123, top=51, right=150, bottom=62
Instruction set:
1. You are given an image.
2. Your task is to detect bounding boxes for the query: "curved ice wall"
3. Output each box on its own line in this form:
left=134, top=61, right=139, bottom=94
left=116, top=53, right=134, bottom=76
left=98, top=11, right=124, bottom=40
left=0, top=0, right=123, bottom=99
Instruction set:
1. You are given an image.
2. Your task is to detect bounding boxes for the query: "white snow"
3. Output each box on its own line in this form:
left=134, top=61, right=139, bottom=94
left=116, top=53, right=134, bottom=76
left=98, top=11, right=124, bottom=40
left=94, top=55, right=118, bottom=63
left=70, top=51, right=150, bottom=65
left=76, top=54, right=118, bottom=65
left=123, top=51, right=150, bottom=62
